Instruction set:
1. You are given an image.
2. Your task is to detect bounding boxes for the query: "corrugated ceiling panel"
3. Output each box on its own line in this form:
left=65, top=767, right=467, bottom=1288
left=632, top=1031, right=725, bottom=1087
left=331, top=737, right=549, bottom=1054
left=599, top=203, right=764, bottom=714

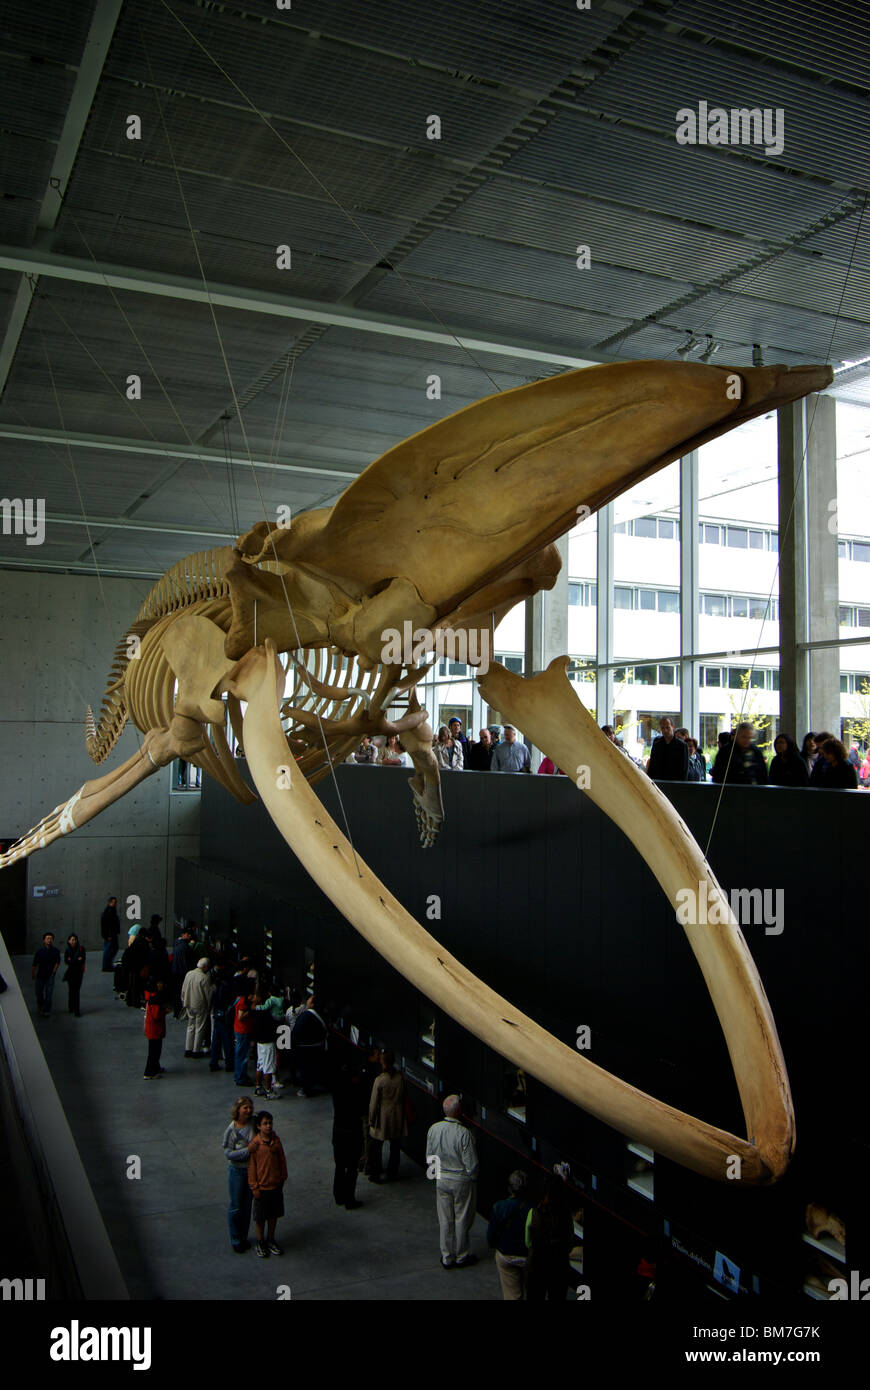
left=584, top=33, right=870, bottom=187
left=0, top=0, right=95, bottom=65
left=669, top=0, right=870, bottom=91
left=400, top=227, right=695, bottom=316
left=506, top=113, right=845, bottom=240
left=282, top=329, right=541, bottom=394
left=729, top=252, right=870, bottom=322
left=128, top=463, right=327, bottom=533
left=105, top=3, right=533, bottom=163
left=1, top=283, right=318, bottom=443
left=448, top=179, right=768, bottom=282
left=359, top=272, right=633, bottom=352
left=0, top=444, right=170, bottom=515
left=81, top=82, right=462, bottom=223
left=681, top=291, right=868, bottom=362
left=0, top=60, right=77, bottom=140
left=800, top=211, right=870, bottom=266
left=63, top=150, right=411, bottom=265
left=51, top=210, right=374, bottom=303
left=221, top=0, right=626, bottom=90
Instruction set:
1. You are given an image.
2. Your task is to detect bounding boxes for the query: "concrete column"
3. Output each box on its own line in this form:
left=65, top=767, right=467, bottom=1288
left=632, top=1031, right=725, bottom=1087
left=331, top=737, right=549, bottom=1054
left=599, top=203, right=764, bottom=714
left=596, top=504, right=615, bottom=727
left=778, top=394, right=839, bottom=740
left=805, top=394, right=840, bottom=735
left=524, top=534, right=569, bottom=767
left=777, top=400, right=807, bottom=738
left=680, top=451, right=699, bottom=735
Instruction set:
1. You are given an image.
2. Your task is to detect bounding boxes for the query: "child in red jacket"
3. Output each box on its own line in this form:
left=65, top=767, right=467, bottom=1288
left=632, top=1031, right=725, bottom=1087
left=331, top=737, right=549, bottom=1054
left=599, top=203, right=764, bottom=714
left=144, top=979, right=169, bottom=1079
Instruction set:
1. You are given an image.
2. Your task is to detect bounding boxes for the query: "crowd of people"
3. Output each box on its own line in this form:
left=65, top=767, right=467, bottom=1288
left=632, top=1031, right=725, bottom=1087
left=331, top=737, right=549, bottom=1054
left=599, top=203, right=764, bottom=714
left=351, top=715, right=531, bottom=774
left=32, top=907, right=585, bottom=1292
left=644, top=717, right=863, bottom=788
left=350, top=711, right=866, bottom=791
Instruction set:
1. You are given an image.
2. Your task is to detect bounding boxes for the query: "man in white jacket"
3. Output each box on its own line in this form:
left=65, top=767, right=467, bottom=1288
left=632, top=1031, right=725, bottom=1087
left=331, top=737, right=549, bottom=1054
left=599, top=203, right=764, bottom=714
left=181, top=958, right=215, bottom=1057
left=425, top=1095, right=479, bottom=1269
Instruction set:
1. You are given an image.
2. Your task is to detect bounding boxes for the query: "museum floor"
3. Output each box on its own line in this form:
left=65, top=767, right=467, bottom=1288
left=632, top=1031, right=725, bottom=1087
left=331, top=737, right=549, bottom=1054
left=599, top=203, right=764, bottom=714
left=13, top=959, right=496, bottom=1302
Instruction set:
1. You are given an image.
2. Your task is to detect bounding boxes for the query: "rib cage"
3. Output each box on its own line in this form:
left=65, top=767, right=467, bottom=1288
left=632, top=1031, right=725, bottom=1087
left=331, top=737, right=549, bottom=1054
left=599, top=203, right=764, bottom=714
left=135, top=547, right=234, bottom=622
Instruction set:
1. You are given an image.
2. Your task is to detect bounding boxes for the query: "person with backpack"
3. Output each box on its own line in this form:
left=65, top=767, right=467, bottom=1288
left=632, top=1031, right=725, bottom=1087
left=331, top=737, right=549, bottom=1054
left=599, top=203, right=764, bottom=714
left=250, top=987, right=284, bottom=1098
left=209, top=963, right=236, bottom=1073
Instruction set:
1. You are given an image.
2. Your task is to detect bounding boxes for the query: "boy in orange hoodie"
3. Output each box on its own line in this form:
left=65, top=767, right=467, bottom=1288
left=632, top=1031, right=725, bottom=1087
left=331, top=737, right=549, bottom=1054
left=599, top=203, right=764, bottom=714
left=247, top=1111, right=288, bottom=1256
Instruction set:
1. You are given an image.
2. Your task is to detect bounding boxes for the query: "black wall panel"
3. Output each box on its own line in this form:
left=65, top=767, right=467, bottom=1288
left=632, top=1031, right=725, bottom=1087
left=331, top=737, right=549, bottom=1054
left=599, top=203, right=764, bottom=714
left=178, top=767, right=867, bottom=1296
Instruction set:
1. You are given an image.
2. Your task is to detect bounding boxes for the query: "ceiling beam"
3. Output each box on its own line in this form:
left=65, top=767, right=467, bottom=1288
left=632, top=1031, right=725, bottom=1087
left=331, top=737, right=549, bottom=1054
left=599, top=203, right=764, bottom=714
left=0, top=247, right=596, bottom=370
left=0, top=0, right=125, bottom=395
left=43, top=513, right=236, bottom=540
left=0, top=425, right=364, bottom=480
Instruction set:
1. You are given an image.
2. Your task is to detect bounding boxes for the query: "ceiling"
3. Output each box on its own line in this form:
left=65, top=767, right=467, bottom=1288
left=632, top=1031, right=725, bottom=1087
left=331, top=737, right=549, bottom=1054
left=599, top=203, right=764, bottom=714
left=0, top=0, right=868, bottom=579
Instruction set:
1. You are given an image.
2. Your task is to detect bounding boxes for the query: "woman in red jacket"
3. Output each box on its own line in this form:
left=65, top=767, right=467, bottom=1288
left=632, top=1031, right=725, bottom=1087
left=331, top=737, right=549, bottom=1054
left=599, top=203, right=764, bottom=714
left=143, top=978, right=169, bottom=1079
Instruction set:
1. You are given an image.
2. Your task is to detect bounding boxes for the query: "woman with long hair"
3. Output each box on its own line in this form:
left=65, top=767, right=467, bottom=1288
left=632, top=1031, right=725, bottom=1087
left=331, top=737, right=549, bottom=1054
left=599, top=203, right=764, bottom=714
left=768, top=734, right=810, bottom=787
left=816, top=737, right=859, bottom=790
left=222, top=1095, right=256, bottom=1253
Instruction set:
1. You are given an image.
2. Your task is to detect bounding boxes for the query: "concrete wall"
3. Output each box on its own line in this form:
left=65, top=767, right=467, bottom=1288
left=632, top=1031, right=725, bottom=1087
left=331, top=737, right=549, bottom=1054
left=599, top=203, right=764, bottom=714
left=0, top=571, right=200, bottom=952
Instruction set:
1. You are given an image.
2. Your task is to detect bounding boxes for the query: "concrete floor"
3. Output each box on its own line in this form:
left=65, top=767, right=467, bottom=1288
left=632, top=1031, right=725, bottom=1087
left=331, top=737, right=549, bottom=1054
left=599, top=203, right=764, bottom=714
left=14, top=959, right=497, bottom=1301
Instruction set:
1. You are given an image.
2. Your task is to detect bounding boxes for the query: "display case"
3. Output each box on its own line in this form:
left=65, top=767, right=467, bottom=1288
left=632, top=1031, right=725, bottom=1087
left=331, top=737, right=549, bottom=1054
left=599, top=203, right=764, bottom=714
left=626, top=1141, right=655, bottom=1200
left=801, top=1203, right=846, bottom=1300
left=420, top=1012, right=436, bottom=1071
left=504, top=1063, right=527, bottom=1123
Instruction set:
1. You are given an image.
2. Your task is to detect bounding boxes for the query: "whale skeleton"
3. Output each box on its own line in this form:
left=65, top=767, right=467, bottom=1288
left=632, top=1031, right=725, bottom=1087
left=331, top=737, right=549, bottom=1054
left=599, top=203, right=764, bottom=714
left=2, top=358, right=832, bottom=1182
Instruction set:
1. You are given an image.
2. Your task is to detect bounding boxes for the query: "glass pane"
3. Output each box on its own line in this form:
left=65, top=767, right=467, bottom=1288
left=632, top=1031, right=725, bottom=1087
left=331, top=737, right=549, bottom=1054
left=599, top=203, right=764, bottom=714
left=614, top=587, right=633, bottom=609
left=569, top=582, right=582, bottom=606
left=658, top=664, right=677, bottom=685
left=657, top=590, right=679, bottom=613
left=613, top=461, right=680, bottom=676
left=658, top=519, right=675, bottom=540
left=703, top=524, right=720, bottom=544
left=698, top=415, right=778, bottom=747
left=854, top=543, right=870, bottom=564
left=703, top=667, right=722, bottom=687
left=840, top=606, right=853, bottom=626
left=859, top=609, right=870, bottom=628
left=634, top=665, right=657, bottom=684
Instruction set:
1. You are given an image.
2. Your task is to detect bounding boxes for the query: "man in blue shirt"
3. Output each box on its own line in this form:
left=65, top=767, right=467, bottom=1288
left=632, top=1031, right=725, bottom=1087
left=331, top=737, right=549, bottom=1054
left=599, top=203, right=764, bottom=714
left=490, top=724, right=531, bottom=773
left=31, top=932, right=61, bottom=1017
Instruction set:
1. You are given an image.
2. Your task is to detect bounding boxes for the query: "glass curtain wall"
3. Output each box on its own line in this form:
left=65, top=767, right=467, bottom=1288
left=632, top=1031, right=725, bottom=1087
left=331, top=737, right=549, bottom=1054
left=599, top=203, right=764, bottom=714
left=402, top=392, right=870, bottom=769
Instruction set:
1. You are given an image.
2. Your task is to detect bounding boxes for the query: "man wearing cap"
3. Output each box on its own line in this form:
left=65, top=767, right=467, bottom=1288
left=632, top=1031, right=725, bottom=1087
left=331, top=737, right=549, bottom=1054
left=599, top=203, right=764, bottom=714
left=447, top=717, right=469, bottom=764
left=490, top=724, right=531, bottom=773
left=181, top=957, right=215, bottom=1058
